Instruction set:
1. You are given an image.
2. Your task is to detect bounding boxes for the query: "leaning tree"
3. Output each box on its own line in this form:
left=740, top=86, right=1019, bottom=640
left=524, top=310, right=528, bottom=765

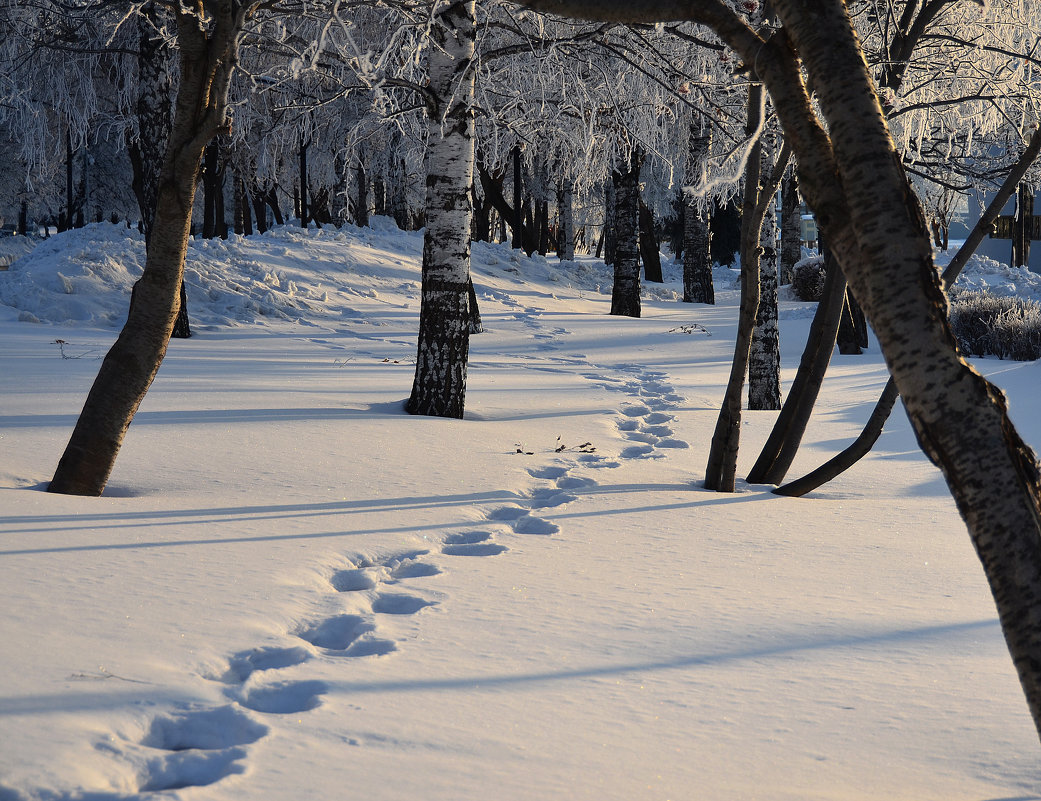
left=520, top=0, right=1041, bottom=746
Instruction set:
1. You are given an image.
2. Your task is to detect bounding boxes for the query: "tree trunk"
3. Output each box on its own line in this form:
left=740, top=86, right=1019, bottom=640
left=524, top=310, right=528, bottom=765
left=511, top=145, right=523, bottom=249
left=18, top=200, right=28, bottom=236
left=250, top=185, right=268, bottom=233
left=777, top=127, right=1041, bottom=498
left=356, top=162, right=369, bottom=227
left=749, top=157, right=781, bottom=411
left=683, top=116, right=714, bottom=304
left=746, top=250, right=846, bottom=484
left=49, top=0, right=248, bottom=496
left=299, top=138, right=309, bottom=227
left=773, top=0, right=1041, bottom=740
left=610, top=150, right=643, bottom=318
left=128, top=1, right=172, bottom=242
left=406, top=0, right=476, bottom=419
left=779, top=172, right=801, bottom=285
left=639, top=200, right=663, bottom=283
left=704, top=85, right=766, bottom=491
left=603, top=179, right=617, bottom=267
left=557, top=179, right=575, bottom=260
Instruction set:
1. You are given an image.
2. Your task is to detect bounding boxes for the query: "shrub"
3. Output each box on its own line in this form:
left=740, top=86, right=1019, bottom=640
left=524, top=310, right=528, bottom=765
left=948, top=287, right=1041, bottom=361
left=790, top=256, right=826, bottom=301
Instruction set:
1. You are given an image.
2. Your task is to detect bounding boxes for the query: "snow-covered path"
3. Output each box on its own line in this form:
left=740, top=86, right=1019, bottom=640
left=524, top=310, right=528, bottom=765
left=1, top=223, right=1040, bottom=800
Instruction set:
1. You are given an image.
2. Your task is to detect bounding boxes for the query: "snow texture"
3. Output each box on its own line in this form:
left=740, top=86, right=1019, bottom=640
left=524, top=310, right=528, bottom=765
left=1, top=224, right=1040, bottom=800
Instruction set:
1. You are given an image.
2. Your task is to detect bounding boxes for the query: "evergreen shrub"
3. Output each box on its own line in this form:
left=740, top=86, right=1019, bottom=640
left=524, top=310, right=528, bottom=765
left=790, top=256, right=826, bottom=301
left=948, top=287, right=1041, bottom=361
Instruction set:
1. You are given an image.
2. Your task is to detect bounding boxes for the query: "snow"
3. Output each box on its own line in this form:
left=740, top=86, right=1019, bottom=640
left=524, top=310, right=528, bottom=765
left=1, top=222, right=1040, bottom=800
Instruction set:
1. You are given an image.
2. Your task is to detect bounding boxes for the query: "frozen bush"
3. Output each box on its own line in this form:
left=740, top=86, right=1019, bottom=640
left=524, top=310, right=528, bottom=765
left=790, top=256, right=826, bottom=301
left=948, top=288, right=1041, bottom=361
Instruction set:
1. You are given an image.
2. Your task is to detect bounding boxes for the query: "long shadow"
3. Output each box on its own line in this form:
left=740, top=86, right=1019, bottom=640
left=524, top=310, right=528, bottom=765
left=0, top=520, right=472, bottom=557
left=320, top=618, right=997, bottom=695
left=1, top=490, right=524, bottom=533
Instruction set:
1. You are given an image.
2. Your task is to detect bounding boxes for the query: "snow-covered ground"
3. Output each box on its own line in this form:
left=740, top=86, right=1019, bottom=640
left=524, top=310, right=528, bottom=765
left=1, top=222, right=1040, bottom=801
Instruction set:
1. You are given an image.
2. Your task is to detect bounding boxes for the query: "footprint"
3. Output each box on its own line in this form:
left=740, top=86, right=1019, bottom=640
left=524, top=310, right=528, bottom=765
left=139, top=747, right=250, bottom=792
left=443, top=541, right=508, bottom=556
left=616, top=419, right=639, bottom=432
left=445, top=531, right=492, bottom=545
left=530, top=489, right=578, bottom=509
left=390, top=561, right=442, bottom=579
left=512, top=515, right=560, bottom=535
left=528, top=466, right=568, bottom=479
left=221, top=646, right=311, bottom=683
left=487, top=505, right=528, bottom=521
left=657, top=438, right=690, bottom=449
left=330, top=568, right=377, bottom=592
left=642, top=424, right=673, bottom=437
left=624, top=431, right=658, bottom=444
left=372, top=593, right=436, bottom=615
left=621, top=404, right=652, bottom=417
left=644, top=412, right=674, bottom=424
left=578, top=454, right=621, bottom=469
left=620, top=444, right=655, bottom=459
left=236, top=680, right=328, bottom=714
left=556, top=475, right=596, bottom=490
left=296, top=615, right=372, bottom=651
left=341, top=638, right=397, bottom=657
left=142, top=706, right=268, bottom=751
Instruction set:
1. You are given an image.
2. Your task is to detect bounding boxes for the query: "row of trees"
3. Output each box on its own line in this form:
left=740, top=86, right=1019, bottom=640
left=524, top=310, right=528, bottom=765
left=5, top=0, right=1041, bottom=751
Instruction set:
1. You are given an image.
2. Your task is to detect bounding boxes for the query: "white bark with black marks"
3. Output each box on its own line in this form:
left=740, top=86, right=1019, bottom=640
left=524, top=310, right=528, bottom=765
left=406, top=0, right=477, bottom=419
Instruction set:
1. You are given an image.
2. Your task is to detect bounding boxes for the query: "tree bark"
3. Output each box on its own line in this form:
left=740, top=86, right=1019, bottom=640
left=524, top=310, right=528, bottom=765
left=749, top=153, right=781, bottom=410
left=683, top=115, right=713, bottom=304
left=406, top=0, right=477, bottom=419
left=778, top=125, right=1041, bottom=498
left=603, top=179, right=617, bottom=267
left=639, top=200, right=663, bottom=283
left=356, top=162, right=369, bottom=228
left=779, top=172, right=800, bottom=285
left=704, top=85, right=765, bottom=491
left=49, top=0, right=250, bottom=495
left=610, top=150, right=643, bottom=318
left=557, top=178, right=575, bottom=260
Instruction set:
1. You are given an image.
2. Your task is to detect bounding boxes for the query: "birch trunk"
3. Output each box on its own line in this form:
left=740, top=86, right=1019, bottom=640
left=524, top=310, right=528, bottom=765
left=49, top=0, right=249, bottom=495
left=406, top=0, right=476, bottom=419
left=749, top=172, right=781, bottom=410
left=704, top=85, right=764, bottom=491
left=610, top=151, right=642, bottom=318
left=517, top=0, right=1041, bottom=744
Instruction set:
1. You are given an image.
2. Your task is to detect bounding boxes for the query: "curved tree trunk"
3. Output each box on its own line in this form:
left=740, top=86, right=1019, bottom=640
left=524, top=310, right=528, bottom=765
left=704, top=85, right=765, bottom=491
left=778, top=126, right=1041, bottom=498
left=745, top=252, right=846, bottom=484
left=49, top=0, right=249, bottom=496
left=406, top=0, right=476, bottom=419
left=518, top=0, right=1041, bottom=748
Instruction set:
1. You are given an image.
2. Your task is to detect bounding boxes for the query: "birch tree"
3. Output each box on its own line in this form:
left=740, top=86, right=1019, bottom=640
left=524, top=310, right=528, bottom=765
left=517, top=0, right=1041, bottom=747
left=406, top=0, right=478, bottom=418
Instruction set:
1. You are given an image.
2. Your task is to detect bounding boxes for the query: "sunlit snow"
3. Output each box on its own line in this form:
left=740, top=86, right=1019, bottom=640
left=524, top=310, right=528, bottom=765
left=1, top=222, right=1039, bottom=800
